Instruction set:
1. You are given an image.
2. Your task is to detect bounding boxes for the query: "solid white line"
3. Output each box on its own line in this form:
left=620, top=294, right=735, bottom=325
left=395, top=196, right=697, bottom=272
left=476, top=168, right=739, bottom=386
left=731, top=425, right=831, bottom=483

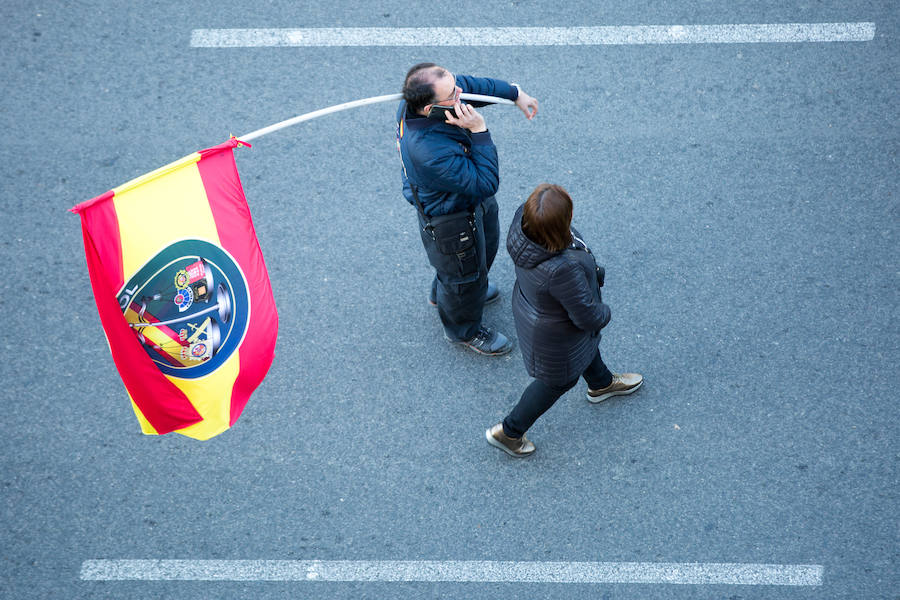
left=190, top=24, right=875, bottom=47
left=80, top=560, right=823, bottom=585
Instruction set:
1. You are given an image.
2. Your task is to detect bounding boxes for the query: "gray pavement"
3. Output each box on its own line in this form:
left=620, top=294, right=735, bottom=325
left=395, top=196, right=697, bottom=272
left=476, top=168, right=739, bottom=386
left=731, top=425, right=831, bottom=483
left=1, top=1, right=897, bottom=598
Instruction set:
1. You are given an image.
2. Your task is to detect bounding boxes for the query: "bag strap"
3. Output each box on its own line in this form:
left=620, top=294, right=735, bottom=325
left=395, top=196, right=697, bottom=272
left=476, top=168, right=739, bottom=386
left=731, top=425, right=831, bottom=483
left=399, top=115, right=428, bottom=219
left=410, top=184, right=427, bottom=218
left=410, top=184, right=438, bottom=240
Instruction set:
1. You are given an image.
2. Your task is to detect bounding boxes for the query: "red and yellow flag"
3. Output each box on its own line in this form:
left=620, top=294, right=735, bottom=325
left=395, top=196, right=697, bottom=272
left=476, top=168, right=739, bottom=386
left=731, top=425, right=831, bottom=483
left=71, top=139, right=278, bottom=440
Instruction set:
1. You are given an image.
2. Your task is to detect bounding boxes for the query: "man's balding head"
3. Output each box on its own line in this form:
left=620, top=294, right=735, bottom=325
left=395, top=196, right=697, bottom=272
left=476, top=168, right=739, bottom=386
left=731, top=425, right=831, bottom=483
left=402, top=63, right=448, bottom=113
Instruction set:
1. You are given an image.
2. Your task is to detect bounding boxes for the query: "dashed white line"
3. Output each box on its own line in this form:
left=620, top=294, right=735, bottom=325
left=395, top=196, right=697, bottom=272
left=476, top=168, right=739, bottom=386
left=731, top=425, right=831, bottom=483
left=81, top=560, right=823, bottom=585
left=190, top=24, right=874, bottom=47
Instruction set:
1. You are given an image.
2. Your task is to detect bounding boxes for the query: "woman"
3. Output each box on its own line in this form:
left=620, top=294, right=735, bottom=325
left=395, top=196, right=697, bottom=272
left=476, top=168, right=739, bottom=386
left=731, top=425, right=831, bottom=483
left=485, top=183, right=643, bottom=457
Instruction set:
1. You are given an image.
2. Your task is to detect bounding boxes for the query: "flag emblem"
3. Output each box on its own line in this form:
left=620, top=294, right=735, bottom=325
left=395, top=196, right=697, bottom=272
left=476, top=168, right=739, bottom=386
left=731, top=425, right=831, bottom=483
left=120, top=239, right=249, bottom=379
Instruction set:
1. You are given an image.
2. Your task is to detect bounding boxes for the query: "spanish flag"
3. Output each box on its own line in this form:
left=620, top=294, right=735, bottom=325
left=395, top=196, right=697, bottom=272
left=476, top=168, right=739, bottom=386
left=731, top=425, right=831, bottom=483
left=71, top=139, right=278, bottom=440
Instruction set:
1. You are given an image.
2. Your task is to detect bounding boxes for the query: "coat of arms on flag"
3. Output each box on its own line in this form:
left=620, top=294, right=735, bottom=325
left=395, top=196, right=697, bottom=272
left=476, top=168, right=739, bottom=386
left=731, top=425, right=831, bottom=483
left=71, top=138, right=278, bottom=440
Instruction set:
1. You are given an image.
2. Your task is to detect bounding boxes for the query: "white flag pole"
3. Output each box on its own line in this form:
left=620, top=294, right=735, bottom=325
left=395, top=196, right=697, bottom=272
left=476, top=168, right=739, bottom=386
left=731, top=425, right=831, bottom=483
left=237, top=93, right=515, bottom=142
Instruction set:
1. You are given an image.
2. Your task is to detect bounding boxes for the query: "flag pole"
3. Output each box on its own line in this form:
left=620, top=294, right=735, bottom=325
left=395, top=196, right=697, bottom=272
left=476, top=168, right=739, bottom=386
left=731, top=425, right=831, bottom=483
left=237, top=93, right=515, bottom=142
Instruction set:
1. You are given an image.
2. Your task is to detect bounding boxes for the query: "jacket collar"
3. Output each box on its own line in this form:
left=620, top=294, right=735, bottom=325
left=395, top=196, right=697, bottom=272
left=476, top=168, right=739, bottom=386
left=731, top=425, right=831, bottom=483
left=507, top=204, right=559, bottom=269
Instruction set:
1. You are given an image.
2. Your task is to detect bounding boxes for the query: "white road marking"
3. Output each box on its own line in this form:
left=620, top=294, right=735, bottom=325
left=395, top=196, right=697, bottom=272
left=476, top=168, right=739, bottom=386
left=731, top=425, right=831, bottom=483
left=81, top=560, right=823, bottom=585
left=190, top=24, right=874, bottom=47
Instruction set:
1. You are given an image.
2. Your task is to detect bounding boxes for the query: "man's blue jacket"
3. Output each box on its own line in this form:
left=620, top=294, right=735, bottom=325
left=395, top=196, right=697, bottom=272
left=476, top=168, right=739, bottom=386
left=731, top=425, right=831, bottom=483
left=396, top=75, right=519, bottom=217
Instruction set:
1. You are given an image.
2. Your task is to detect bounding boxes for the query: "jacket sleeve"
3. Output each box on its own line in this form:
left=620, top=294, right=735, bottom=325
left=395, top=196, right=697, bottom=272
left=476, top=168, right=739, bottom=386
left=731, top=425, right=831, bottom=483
left=455, top=75, right=519, bottom=103
left=548, top=261, right=611, bottom=333
left=415, top=132, right=500, bottom=199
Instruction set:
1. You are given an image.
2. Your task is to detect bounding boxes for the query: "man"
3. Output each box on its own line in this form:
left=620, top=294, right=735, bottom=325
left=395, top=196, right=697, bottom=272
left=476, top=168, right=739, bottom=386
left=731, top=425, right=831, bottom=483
left=396, top=63, right=538, bottom=356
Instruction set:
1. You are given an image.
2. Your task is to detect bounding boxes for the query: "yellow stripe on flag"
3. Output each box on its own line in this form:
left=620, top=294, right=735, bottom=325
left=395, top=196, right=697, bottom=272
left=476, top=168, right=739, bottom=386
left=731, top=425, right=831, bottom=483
left=113, top=156, right=241, bottom=440
left=113, top=156, right=214, bottom=276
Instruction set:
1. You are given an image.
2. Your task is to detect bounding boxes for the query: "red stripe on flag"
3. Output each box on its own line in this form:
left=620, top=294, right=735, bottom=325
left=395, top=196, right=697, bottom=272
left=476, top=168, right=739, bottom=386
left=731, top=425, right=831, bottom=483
left=197, top=140, right=278, bottom=426
left=79, top=203, right=203, bottom=433
left=74, top=191, right=125, bottom=290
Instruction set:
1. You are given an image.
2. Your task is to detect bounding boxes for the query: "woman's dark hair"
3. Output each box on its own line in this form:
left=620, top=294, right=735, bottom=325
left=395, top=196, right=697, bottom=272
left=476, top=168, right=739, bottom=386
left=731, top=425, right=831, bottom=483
left=522, top=183, right=574, bottom=252
left=402, top=62, right=444, bottom=113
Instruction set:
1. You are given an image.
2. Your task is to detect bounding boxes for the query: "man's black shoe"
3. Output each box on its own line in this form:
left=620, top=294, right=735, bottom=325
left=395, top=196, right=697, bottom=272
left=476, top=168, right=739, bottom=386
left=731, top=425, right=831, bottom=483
left=429, top=281, right=500, bottom=307
left=449, top=327, right=513, bottom=356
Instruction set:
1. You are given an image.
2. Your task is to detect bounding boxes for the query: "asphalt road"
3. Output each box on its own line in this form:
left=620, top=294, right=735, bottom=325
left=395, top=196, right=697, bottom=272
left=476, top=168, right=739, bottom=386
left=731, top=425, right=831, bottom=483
left=1, top=1, right=897, bottom=598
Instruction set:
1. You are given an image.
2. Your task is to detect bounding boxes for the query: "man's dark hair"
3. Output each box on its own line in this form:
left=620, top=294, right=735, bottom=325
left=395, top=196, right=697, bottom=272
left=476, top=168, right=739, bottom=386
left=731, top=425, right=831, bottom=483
left=522, top=183, right=574, bottom=252
left=402, top=62, right=446, bottom=113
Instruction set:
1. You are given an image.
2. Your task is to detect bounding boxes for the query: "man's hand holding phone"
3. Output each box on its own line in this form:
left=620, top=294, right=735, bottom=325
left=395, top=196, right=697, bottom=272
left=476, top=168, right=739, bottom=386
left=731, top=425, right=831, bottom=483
left=427, top=104, right=455, bottom=120
left=442, top=102, right=487, bottom=133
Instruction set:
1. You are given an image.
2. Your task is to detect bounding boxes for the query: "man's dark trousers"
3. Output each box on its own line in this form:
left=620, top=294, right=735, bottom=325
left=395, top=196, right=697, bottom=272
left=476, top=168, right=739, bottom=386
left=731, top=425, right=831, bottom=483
left=417, top=196, right=499, bottom=342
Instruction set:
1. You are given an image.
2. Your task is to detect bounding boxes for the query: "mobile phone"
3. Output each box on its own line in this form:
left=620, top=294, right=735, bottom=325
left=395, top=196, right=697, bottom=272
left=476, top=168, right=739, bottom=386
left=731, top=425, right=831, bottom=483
left=427, top=104, right=456, bottom=120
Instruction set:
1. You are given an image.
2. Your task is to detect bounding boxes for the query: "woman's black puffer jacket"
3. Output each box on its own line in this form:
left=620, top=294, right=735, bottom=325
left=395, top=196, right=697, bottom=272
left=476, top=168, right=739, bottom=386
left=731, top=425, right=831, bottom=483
left=506, top=204, right=611, bottom=386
